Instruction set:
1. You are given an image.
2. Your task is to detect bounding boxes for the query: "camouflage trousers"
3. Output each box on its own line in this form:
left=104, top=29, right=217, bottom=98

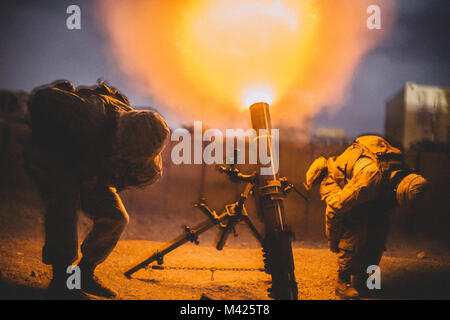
left=335, top=205, right=389, bottom=281
left=25, top=145, right=129, bottom=267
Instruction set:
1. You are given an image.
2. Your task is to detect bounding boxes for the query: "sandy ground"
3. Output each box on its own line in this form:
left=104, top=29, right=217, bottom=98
left=1, top=188, right=449, bottom=300
left=1, top=236, right=449, bottom=300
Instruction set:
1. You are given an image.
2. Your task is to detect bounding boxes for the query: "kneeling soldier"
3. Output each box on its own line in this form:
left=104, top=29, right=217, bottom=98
left=305, top=135, right=428, bottom=299
left=26, top=81, right=170, bottom=298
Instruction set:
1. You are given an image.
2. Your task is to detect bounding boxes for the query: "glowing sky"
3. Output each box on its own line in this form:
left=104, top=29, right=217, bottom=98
left=99, top=0, right=390, bottom=129
left=0, top=0, right=449, bottom=136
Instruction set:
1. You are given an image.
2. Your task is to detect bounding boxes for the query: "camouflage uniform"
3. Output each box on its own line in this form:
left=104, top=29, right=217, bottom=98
left=26, top=82, right=169, bottom=270
left=306, top=135, right=428, bottom=298
left=319, top=136, right=400, bottom=286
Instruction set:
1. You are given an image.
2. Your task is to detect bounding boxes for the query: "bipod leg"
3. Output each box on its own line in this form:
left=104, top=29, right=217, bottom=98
left=194, top=199, right=224, bottom=227
left=216, top=215, right=239, bottom=250
left=124, top=214, right=225, bottom=278
left=241, top=215, right=264, bottom=246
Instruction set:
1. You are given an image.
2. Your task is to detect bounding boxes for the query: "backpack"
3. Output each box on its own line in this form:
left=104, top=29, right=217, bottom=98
left=340, top=135, right=405, bottom=181
left=29, top=81, right=132, bottom=158
left=28, top=81, right=169, bottom=189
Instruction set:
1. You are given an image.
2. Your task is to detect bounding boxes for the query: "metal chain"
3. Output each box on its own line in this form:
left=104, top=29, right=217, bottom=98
left=147, top=265, right=265, bottom=272
left=145, top=265, right=266, bottom=281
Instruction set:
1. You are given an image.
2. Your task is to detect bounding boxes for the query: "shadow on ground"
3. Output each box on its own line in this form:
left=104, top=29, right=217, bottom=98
left=0, top=280, right=47, bottom=300
left=375, top=267, right=450, bottom=299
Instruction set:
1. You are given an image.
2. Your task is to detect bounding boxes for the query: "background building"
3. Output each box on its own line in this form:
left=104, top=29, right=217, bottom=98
left=385, top=82, right=449, bottom=150
left=311, top=127, right=348, bottom=145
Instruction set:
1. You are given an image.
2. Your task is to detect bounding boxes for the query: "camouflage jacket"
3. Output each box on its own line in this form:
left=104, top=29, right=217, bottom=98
left=28, top=82, right=169, bottom=190
left=319, top=136, right=402, bottom=240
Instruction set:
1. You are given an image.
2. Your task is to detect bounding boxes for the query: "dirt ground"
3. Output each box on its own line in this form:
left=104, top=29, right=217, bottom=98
left=2, top=115, right=450, bottom=300
left=1, top=236, right=450, bottom=300
left=1, top=187, right=449, bottom=300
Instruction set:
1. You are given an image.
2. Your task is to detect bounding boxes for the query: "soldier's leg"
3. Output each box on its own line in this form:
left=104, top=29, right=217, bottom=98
left=351, top=244, right=384, bottom=295
left=334, top=212, right=368, bottom=299
left=352, top=210, right=389, bottom=293
left=335, top=233, right=365, bottom=299
left=42, top=181, right=82, bottom=298
left=79, top=185, right=129, bottom=266
left=78, top=185, right=129, bottom=297
left=24, top=144, right=84, bottom=298
left=42, top=180, right=80, bottom=268
left=337, top=249, right=353, bottom=283
left=353, top=234, right=387, bottom=293
left=335, top=248, right=360, bottom=299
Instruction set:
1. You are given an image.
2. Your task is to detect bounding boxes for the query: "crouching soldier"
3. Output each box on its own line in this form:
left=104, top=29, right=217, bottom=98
left=25, top=81, right=170, bottom=298
left=305, top=135, right=429, bottom=299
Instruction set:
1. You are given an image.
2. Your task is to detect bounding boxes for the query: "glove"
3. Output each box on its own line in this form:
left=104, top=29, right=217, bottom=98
left=305, top=156, right=328, bottom=190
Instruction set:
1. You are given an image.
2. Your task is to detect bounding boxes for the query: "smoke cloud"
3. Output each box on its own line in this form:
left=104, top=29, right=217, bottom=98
left=98, top=0, right=395, bottom=130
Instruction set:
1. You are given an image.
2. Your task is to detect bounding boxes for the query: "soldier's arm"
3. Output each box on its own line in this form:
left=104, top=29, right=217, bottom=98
left=320, top=159, right=382, bottom=216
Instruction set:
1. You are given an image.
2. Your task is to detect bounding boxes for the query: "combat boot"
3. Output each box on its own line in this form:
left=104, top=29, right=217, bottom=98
left=335, top=272, right=359, bottom=300
left=352, top=273, right=368, bottom=295
left=47, top=265, right=89, bottom=300
left=81, top=274, right=118, bottom=298
left=78, top=261, right=117, bottom=298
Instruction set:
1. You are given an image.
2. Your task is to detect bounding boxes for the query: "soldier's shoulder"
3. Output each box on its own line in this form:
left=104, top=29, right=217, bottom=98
left=97, top=94, right=134, bottom=112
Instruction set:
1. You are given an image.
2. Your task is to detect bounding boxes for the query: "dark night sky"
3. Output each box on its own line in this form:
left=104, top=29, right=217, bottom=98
left=0, top=0, right=146, bottom=103
left=0, top=0, right=449, bottom=136
left=313, top=0, right=450, bottom=136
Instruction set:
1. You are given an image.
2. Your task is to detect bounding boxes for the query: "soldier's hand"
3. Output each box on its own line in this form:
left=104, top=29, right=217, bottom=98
left=328, top=240, right=340, bottom=253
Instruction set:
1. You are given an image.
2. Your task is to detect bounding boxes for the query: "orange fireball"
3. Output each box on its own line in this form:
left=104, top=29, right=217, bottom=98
left=99, top=0, right=393, bottom=129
